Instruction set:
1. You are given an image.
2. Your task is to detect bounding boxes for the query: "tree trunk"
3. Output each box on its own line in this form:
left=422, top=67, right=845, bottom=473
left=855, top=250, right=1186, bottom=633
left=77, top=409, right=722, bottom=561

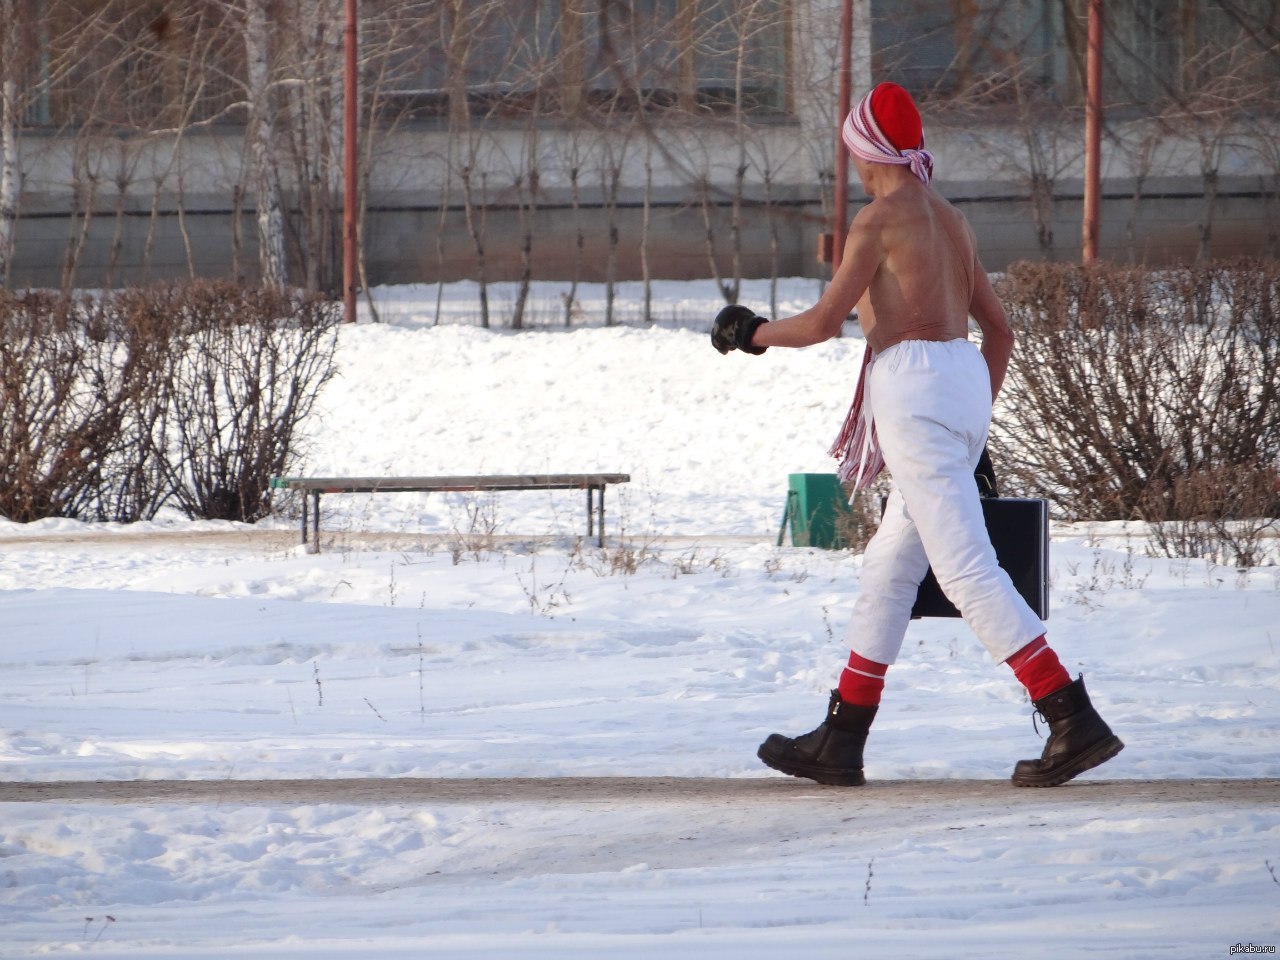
left=1, top=0, right=21, bottom=288
left=603, top=157, right=621, bottom=327
left=246, top=0, right=287, bottom=287
left=0, top=78, right=19, bottom=290
left=641, top=137, right=653, bottom=324
left=460, top=162, right=490, bottom=329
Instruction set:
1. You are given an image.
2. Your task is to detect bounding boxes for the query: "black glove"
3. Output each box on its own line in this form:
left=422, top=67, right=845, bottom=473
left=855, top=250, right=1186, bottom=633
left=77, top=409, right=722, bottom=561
left=711, top=304, right=768, bottom=355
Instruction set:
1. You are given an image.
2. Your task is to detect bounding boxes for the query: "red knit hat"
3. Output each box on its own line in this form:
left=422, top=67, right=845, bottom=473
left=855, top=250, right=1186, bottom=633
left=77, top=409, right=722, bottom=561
left=868, top=82, right=923, bottom=151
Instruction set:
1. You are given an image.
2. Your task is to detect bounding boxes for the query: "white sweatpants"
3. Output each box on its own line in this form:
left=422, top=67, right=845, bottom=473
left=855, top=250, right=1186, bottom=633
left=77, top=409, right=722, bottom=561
left=846, top=338, right=1045, bottom=665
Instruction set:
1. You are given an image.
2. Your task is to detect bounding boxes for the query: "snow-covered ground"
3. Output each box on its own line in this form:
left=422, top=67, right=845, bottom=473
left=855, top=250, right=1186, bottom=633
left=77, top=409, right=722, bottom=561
left=1, top=279, right=1277, bottom=958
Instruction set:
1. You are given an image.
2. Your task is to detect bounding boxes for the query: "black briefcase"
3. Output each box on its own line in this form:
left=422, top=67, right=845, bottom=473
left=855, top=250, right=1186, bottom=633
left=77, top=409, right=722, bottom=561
left=911, top=497, right=1050, bottom=620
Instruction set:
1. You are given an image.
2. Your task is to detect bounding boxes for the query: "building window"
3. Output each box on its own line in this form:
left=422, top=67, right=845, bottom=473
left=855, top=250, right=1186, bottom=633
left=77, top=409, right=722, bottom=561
left=870, top=0, right=1058, bottom=103
left=868, top=0, right=1280, bottom=111
left=1102, top=0, right=1280, bottom=105
left=18, top=0, right=245, bottom=130
left=375, top=0, right=792, bottom=123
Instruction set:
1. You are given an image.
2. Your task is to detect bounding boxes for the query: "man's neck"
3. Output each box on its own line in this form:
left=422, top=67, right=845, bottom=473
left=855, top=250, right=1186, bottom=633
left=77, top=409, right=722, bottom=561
left=863, top=164, right=927, bottom=199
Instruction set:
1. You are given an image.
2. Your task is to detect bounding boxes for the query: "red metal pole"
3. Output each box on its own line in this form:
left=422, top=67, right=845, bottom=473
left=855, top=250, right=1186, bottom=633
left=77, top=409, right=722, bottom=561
left=1083, top=0, right=1103, bottom=263
left=832, top=0, right=852, bottom=269
left=342, top=0, right=358, bottom=323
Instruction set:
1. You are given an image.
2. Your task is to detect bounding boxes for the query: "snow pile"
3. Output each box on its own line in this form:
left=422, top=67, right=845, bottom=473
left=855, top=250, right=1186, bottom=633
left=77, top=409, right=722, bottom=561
left=303, top=278, right=857, bottom=538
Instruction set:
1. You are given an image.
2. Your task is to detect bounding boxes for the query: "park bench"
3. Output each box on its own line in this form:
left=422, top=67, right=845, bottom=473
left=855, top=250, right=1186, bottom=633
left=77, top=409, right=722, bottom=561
left=270, top=473, right=631, bottom=552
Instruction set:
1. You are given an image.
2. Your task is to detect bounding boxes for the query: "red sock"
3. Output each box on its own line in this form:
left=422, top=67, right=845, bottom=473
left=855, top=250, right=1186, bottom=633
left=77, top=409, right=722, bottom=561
left=1006, top=636, right=1071, bottom=701
left=838, top=651, right=889, bottom=707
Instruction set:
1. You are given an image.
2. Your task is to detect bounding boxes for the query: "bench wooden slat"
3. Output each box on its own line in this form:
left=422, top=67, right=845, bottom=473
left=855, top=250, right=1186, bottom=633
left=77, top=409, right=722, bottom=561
left=272, top=474, right=629, bottom=494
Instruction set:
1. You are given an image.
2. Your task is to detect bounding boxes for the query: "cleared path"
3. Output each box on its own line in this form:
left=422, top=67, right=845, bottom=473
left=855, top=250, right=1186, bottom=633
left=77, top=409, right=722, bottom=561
left=1, top=777, right=1273, bottom=807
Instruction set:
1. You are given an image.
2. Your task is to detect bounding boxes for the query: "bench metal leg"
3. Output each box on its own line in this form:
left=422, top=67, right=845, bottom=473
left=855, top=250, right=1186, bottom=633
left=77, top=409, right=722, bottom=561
left=585, top=486, right=607, bottom=547
left=298, top=491, right=323, bottom=551
left=597, top=484, right=606, bottom=547
left=311, top=491, right=321, bottom=552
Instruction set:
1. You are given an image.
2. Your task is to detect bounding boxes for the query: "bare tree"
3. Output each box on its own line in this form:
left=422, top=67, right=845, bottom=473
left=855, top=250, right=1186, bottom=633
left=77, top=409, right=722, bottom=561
left=443, top=0, right=500, bottom=328
left=598, top=126, right=627, bottom=327
left=0, top=1, right=105, bottom=286
left=1163, top=17, right=1273, bottom=261
left=1069, top=0, right=1280, bottom=262
left=269, top=0, right=345, bottom=294
left=0, top=0, right=22, bottom=287
left=556, top=132, right=587, bottom=326
left=500, top=4, right=559, bottom=330
left=244, top=0, right=288, bottom=286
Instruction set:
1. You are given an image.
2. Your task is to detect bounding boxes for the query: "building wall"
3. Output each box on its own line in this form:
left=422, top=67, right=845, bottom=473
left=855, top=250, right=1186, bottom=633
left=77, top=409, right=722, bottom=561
left=10, top=172, right=1269, bottom=291
left=6, top=0, right=1276, bottom=291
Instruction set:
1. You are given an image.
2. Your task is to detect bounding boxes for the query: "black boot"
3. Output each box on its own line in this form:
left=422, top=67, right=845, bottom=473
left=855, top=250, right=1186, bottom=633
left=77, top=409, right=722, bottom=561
left=1011, top=675, right=1124, bottom=787
left=757, top=691, right=877, bottom=786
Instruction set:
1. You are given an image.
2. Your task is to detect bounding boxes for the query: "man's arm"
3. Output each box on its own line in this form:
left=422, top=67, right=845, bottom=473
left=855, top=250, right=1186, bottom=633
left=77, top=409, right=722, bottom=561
left=751, top=206, right=883, bottom=349
left=969, top=252, right=1014, bottom=401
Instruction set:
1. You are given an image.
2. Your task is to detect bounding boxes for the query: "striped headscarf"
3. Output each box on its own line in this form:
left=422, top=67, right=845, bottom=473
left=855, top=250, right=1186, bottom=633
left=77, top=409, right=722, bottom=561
left=841, top=82, right=934, bottom=185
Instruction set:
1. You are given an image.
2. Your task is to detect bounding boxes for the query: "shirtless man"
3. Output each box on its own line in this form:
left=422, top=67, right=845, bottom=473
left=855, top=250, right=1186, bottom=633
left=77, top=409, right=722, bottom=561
left=711, top=82, right=1123, bottom=788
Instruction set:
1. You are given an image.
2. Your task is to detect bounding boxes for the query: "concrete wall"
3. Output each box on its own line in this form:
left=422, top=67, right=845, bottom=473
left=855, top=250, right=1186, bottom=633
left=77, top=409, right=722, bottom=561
left=10, top=172, right=1270, bottom=291
left=950, top=176, right=1274, bottom=270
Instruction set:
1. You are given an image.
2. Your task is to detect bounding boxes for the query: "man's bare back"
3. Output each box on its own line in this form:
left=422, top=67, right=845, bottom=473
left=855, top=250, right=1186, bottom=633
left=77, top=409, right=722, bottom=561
left=752, top=160, right=1015, bottom=401
left=852, top=175, right=976, bottom=353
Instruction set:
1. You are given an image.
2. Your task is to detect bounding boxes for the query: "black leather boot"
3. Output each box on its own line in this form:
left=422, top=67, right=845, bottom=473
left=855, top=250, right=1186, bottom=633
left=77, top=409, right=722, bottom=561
left=757, top=691, right=877, bottom=786
left=1011, top=675, right=1124, bottom=787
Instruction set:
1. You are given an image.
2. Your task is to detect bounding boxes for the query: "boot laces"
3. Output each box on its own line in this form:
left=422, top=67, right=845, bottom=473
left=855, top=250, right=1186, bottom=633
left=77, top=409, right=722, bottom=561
left=1031, top=708, right=1047, bottom=740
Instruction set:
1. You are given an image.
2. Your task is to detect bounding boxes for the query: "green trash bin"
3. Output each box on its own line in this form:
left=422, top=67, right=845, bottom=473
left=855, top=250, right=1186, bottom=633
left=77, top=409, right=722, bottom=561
left=779, top=473, right=854, bottom=549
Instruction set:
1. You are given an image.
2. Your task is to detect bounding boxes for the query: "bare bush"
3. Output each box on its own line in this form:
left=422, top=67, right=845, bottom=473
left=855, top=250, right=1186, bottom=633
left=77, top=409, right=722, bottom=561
left=989, top=258, right=1280, bottom=563
left=0, top=282, right=339, bottom=524
left=162, top=282, right=340, bottom=522
left=1141, top=460, right=1279, bottom=567
left=81, top=287, right=177, bottom=522
left=0, top=292, right=126, bottom=520
left=834, top=485, right=887, bottom=554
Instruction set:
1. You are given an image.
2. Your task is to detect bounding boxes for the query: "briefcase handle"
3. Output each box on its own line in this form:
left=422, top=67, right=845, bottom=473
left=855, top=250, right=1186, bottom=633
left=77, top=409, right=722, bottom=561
left=975, top=446, right=1000, bottom=499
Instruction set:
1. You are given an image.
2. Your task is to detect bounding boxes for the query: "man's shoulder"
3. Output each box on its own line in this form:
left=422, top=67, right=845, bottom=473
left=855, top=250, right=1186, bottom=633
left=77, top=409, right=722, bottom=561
left=854, top=189, right=936, bottom=232
left=851, top=196, right=885, bottom=220
left=846, top=199, right=889, bottom=250
left=851, top=193, right=909, bottom=227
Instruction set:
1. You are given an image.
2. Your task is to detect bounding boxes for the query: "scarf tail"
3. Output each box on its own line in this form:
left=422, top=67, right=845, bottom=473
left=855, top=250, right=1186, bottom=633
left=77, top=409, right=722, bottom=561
left=827, top=347, right=885, bottom=496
